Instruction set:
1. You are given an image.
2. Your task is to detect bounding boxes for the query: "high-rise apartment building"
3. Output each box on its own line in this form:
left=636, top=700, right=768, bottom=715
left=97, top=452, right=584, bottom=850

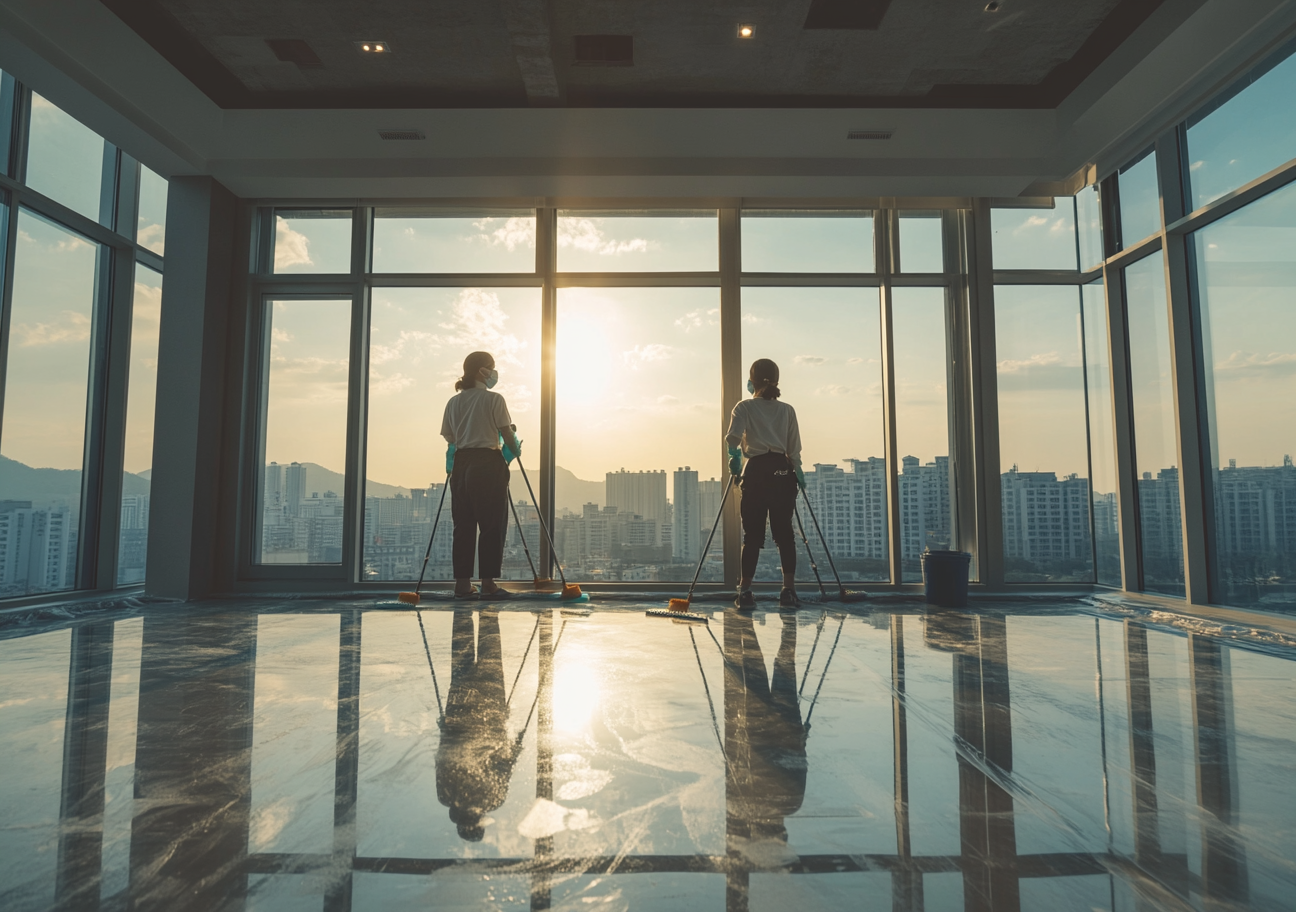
left=673, top=467, right=700, bottom=563
left=605, top=469, right=668, bottom=530
left=1000, top=467, right=1092, bottom=565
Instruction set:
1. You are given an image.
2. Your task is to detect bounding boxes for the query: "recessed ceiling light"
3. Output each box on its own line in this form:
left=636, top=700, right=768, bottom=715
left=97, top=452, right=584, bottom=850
left=357, top=40, right=390, bottom=53
left=738, top=24, right=754, bottom=38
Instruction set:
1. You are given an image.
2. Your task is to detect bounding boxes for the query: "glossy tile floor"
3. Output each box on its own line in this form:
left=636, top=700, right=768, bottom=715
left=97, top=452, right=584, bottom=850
left=2, top=597, right=1295, bottom=912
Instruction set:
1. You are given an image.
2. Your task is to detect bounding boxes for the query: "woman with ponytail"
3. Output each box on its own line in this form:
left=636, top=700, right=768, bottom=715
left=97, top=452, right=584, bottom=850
left=725, top=358, right=805, bottom=609
left=441, top=351, right=521, bottom=599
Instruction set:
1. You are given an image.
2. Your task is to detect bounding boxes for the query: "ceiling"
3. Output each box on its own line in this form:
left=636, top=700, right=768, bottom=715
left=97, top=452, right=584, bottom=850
left=101, top=0, right=1166, bottom=109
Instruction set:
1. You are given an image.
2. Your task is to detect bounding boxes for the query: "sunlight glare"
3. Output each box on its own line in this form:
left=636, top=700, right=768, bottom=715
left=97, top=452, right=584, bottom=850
left=552, top=651, right=601, bottom=733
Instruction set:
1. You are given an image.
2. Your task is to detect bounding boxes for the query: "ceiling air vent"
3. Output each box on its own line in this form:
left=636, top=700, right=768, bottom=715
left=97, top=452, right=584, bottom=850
left=265, top=38, right=323, bottom=68
left=378, top=129, right=426, bottom=141
left=847, top=129, right=893, bottom=140
left=805, top=0, right=894, bottom=29
left=574, top=35, right=633, bottom=66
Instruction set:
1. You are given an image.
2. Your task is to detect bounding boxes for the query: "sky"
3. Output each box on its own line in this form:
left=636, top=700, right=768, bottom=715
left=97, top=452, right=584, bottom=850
left=122, top=267, right=162, bottom=476
left=0, top=210, right=97, bottom=473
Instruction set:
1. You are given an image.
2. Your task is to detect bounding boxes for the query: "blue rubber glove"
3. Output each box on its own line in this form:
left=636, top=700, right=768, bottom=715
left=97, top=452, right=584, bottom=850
left=445, top=444, right=456, bottom=475
left=502, top=437, right=521, bottom=465
left=794, top=465, right=806, bottom=491
left=727, top=446, right=742, bottom=477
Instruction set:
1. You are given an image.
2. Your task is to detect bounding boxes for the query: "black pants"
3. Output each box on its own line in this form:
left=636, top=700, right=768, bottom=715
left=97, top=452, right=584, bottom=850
left=450, top=448, right=509, bottom=579
left=739, top=452, right=798, bottom=581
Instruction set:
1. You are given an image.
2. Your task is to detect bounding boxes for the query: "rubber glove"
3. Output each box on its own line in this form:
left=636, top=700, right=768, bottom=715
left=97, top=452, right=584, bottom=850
left=445, top=444, right=456, bottom=475
left=727, top=445, right=742, bottom=477
left=502, top=437, right=521, bottom=465
left=794, top=465, right=806, bottom=491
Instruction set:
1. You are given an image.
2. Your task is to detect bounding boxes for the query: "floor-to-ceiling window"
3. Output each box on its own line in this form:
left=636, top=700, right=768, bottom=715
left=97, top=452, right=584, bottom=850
left=0, top=74, right=167, bottom=598
left=991, top=201, right=1118, bottom=585
left=245, top=208, right=965, bottom=588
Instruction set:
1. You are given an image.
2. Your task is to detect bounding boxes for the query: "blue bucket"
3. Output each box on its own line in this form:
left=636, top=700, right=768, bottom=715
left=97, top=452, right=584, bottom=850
left=921, top=550, right=971, bottom=608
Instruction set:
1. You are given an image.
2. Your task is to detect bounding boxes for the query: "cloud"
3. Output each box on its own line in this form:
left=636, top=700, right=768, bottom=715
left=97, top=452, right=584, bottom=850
left=369, top=372, right=415, bottom=395
left=271, top=327, right=294, bottom=343
left=795, top=355, right=827, bottom=366
left=622, top=344, right=673, bottom=369
left=13, top=310, right=91, bottom=347
left=473, top=216, right=535, bottom=251
left=137, top=222, right=165, bottom=254
left=847, top=357, right=863, bottom=364
left=674, top=309, right=718, bottom=332
left=273, top=217, right=313, bottom=270
left=996, top=351, right=1084, bottom=391
left=558, top=218, right=650, bottom=256
left=1214, top=350, right=1296, bottom=378
left=1012, top=214, right=1071, bottom=238
left=816, top=384, right=852, bottom=396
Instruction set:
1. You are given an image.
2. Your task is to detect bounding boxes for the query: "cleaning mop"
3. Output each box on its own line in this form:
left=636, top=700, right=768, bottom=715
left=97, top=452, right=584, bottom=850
left=508, top=489, right=561, bottom=592
left=800, top=492, right=869, bottom=603
left=793, top=496, right=829, bottom=599
left=515, top=461, right=584, bottom=601
left=652, top=474, right=736, bottom=622
left=375, top=475, right=449, bottom=607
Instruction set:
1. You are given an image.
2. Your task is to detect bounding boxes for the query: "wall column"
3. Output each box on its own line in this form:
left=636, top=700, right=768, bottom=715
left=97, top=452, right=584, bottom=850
left=145, top=176, right=237, bottom=599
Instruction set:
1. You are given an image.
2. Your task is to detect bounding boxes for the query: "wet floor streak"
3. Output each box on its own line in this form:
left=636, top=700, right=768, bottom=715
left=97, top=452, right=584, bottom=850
left=1, top=598, right=1294, bottom=911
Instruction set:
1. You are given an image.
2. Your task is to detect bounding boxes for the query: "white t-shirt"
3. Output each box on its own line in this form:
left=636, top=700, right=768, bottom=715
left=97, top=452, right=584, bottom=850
left=726, top=398, right=802, bottom=465
left=441, top=386, right=513, bottom=449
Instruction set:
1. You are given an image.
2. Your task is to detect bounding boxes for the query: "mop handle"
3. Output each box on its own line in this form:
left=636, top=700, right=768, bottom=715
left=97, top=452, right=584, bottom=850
left=507, top=486, right=539, bottom=579
left=516, top=461, right=568, bottom=587
left=685, top=474, right=735, bottom=602
left=794, top=494, right=829, bottom=598
left=414, top=476, right=451, bottom=596
left=800, top=492, right=846, bottom=594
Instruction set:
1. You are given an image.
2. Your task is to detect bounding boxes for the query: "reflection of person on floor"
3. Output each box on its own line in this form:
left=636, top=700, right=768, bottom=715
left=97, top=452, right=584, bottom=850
left=436, top=608, right=519, bottom=841
left=727, top=610, right=808, bottom=845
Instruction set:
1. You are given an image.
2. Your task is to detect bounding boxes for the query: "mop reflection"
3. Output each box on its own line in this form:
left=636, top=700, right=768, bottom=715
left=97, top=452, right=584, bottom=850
left=437, top=608, right=522, bottom=842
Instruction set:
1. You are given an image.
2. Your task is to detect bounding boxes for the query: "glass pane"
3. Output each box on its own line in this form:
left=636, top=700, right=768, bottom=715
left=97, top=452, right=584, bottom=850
left=1187, top=49, right=1296, bottom=209
left=991, top=204, right=1078, bottom=270
left=273, top=210, right=352, bottom=274
left=892, top=287, right=951, bottom=581
left=0, top=210, right=99, bottom=596
left=364, top=287, right=542, bottom=582
left=1076, top=185, right=1104, bottom=271
left=556, top=212, right=717, bottom=271
left=1082, top=280, right=1122, bottom=587
left=118, top=264, right=161, bottom=586
left=372, top=209, right=536, bottom=273
left=742, top=288, right=889, bottom=582
left=136, top=165, right=168, bottom=256
left=898, top=211, right=943, bottom=273
left=1194, top=182, right=1296, bottom=611
left=1119, top=152, right=1161, bottom=248
left=26, top=93, right=106, bottom=224
left=259, top=300, right=352, bottom=564
left=1125, top=253, right=1184, bottom=595
left=995, top=286, right=1093, bottom=582
left=740, top=211, right=874, bottom=272
left=555, top=288, right=720, bottom=582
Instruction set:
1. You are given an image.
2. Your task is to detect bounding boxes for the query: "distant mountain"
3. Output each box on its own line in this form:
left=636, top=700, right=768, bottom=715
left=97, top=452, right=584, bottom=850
left=0, top=455, right=149, bottom=507
left=0, top=454, right=604, bottom=513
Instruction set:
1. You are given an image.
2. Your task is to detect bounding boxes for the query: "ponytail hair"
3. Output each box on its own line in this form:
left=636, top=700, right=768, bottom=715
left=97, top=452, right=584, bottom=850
left=455, top=351, right=495, bottom=391
left=750, top=358, right=781, bottom=400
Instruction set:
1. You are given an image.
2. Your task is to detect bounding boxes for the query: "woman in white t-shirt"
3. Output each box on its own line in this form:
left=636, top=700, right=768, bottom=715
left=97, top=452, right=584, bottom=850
left=441, top=351, right=522, bottom=599
left=725, top=358, right=804, bottom=610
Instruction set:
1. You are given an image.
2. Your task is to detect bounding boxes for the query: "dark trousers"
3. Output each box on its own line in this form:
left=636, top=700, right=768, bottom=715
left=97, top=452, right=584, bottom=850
left=739, top=452, right=798, bottom=580
left=450, top=448, right=509, bottom=579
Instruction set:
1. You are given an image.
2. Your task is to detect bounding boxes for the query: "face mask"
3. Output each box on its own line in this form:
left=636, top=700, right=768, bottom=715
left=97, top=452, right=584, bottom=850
left=747, top=380, right=755, bottom=394
left=484, top=369, right=499, bottom=389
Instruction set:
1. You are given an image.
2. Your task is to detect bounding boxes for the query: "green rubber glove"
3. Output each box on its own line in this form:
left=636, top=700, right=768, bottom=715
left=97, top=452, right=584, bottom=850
left=794, top=465, right=806, bottom=491
left=502, top=437, right=521, bottom=465
left=445, top=444, right=456, bottom=474
left=727, top=446, right=742, bottom=477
